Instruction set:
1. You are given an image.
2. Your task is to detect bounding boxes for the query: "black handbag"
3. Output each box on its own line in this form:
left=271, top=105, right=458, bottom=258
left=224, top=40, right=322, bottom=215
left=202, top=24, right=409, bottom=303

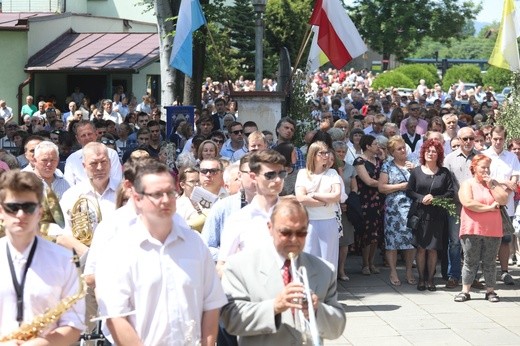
left=500, top=206, right=515, bottom=235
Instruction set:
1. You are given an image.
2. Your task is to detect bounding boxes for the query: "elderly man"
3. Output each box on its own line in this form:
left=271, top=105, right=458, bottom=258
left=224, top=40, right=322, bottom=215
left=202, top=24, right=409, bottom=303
left=221, top=197, right=346, bottom=345
left=32, top=141, right=70, bottom=198
left=62, top=101, right=77, bottom=124
left=95, top=160, right=226, bottom=345
left=64, top=120, right=122, bottom=186
left=399, top=101, right=428, bottom=135
left=102, top=99, right=123, bottom=124
left=17, top=135, right=44, bottom=170
left=0, top=170, right=85, bottom=342
left=59, top=142, right=118, bottom=258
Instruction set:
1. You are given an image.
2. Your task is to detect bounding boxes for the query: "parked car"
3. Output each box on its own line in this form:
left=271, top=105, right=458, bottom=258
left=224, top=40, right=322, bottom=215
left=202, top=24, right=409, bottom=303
left=496, top=87, right=512, bottom=104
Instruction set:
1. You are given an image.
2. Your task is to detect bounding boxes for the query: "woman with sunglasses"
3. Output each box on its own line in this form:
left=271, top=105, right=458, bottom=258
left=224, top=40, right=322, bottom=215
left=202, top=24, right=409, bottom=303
left=295, top=141, right=342, bottom=269
left=176, top=168, right=206, bottom=232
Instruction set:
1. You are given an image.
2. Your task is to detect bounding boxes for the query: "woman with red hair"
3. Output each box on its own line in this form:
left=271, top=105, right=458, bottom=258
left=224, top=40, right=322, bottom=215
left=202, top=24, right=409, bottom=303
left=407, top=138, right=454, bottom=291
left=455, top=155, right=508, bottom=302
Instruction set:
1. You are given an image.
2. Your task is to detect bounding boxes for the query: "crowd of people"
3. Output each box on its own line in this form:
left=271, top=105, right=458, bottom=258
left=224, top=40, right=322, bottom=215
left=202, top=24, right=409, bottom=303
left=0, top=67, right=519, bottom=344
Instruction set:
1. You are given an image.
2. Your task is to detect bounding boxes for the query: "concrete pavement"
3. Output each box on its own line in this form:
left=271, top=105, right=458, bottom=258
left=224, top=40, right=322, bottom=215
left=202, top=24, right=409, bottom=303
left=327, top=255, right=520, bottom=345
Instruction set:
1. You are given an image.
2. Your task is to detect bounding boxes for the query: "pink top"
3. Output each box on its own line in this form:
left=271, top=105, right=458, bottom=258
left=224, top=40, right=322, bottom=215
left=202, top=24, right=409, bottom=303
left=460, top=179, right=502, bottom=238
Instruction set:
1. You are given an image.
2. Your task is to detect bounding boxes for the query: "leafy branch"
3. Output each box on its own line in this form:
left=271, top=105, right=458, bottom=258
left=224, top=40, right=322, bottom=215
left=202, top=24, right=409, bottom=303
left=431, top=197, right=459, bottom=224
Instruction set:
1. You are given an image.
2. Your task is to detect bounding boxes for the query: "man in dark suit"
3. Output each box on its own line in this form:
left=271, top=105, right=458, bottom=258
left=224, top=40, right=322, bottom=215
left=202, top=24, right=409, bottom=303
left=212, top=97, right=235, bottom=131
left=221, top=197, right=346, bottom=345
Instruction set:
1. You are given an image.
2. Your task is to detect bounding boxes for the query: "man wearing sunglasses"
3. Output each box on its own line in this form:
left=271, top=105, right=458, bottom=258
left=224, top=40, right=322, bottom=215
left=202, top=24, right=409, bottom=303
left=217, top=149, right=286, bottom=274
left=399, top=101, right=428, bottom=136
left=0, top=170, right=85, bottom=343
left=220, top=121, right=247, bottom=161
left=221, top=197, right=345, bottom=344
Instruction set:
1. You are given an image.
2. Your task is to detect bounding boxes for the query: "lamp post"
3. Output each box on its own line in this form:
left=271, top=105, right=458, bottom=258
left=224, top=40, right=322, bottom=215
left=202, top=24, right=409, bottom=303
left=252, top=0, right=266, bottom=91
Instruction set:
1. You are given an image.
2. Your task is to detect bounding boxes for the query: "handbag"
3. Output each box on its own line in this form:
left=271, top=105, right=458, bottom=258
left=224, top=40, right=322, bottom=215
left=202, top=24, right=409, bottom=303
left=500, top=206, right=515, bottom=236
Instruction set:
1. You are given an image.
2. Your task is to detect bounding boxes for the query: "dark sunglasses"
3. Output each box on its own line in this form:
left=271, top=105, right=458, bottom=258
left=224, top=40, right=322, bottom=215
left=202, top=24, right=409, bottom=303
left=200, top=168, right=221, bottom=175
left=278, top=229, right=308, bottom=238
left=263, top=170, right=288, bottom=181
left=231, top=129, right=243, bottom=135
left=244, top=132, right=253, bottom=137
left=101, top=139, right=116, bottom=145
left=2, top=202, right=39, bottom=214
left=460, top=137, right=475, bottom=142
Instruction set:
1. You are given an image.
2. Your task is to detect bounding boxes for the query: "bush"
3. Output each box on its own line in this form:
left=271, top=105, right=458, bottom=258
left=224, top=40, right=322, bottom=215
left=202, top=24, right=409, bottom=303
left=483, top=66, right=513, bottom=91
left=371, top=71, right=415, bottom=89
left=395, top=64, right=439, bottom=87
left=498, top=73, right=520, bottom=140
left=442, top=65, right=482, bottom=90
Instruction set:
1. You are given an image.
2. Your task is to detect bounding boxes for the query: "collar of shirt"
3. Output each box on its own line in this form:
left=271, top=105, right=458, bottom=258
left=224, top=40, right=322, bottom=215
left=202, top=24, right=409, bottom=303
left=6, top=237, right=36, bottom=264
left=135, top=213, right=190, bottom=247
left=77, top=178, right=118, bottom=196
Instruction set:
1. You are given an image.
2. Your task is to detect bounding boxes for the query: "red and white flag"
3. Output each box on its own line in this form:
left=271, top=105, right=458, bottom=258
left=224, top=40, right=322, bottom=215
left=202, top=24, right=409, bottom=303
left=309, top=0, right=367, bottom=69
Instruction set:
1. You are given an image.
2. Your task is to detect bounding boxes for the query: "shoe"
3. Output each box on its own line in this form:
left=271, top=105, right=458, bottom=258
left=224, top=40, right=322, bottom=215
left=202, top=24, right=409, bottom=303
left=485, top=291, right=500, bottom=303
left=417, top=282, right=426, bottom=291
left=362, top=266, right=371, bottom=275
left=338, top=274, right=350, bottom=281
left=454, top=292, right=471, bottom=302
left=406, top=276, right=417, bottom=285
left=389, top=275, right=401, bottom=286
left=445, top=278, right=459, bottom=289
left=427, top=282, right=437, bottom=292
left=471, top=280, right=485, bottom=290
left=369, top=265, right=380, bottom=274
left=501, top=272, right=515, bottom=285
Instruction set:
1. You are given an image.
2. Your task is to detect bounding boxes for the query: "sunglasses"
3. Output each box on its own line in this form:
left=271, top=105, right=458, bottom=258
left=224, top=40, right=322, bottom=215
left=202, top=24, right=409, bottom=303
left=2, top=202, right=39, bottom=214
left=200, top=168, right=221, bottom=175
left=244, top=132, right=253, bottom=137
left=277, top=229, right=308, bottom=238
left=231, top=129, right=243, bottom=135
left=263, top=170, right=288, bottom=180
left=101, top=139, right=116, bottom=145
left=460, top=137, right=474, bottom=142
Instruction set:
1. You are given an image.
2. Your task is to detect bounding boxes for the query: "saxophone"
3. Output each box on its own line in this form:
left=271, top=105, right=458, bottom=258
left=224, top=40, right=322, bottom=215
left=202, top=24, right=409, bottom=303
left=70, top=195, right=102, bottom=246
left=0, top=250, right=87, bottom=341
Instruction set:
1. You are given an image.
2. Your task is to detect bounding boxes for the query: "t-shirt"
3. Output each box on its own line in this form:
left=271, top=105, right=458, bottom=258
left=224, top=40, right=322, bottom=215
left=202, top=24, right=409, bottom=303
left=295, top=168, right=341, bottom=220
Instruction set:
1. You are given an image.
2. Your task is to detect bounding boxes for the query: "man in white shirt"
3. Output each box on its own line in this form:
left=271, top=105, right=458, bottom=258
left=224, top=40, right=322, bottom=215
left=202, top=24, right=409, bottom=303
left=64, top=120, right=122, bottom=186
left=96, top=160, right=227, bottom=345
left=0, top=170, right=85, bottom=342
left=62, top=101, right=77, bottom=125
left=102, top=99, right=123, bottom=124
left=483, top=125, right=520, bottom=285
left=0, top=99, right=14, bottom=123
left=32, top=141, right=70, bottom=198
left=217, top=149, right=287, bottom=274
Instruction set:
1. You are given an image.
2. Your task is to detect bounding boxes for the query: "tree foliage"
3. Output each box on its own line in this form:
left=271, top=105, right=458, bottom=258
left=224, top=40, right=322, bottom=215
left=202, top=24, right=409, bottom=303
left=498, top=73, right=520, bottom=140
left=483, top=66, right=513, bottom=91
left=394, top=64, right=439, bottom=87
left=347, top=0, right=480, bottom=64
left=371, top=71, right=415, bottom=89
left=226, top=0, right=256, bottom=80
left=442, top=65, right=482, bottom=90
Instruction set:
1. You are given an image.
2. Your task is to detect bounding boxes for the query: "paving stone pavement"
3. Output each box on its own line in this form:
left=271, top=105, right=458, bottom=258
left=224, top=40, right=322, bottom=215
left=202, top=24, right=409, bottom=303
left=325, top=255, right=520, bottom=345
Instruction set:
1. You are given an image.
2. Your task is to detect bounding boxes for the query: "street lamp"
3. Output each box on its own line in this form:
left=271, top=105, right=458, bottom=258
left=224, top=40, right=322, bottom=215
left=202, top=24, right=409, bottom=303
left=252, top=0, right=266, bottom=91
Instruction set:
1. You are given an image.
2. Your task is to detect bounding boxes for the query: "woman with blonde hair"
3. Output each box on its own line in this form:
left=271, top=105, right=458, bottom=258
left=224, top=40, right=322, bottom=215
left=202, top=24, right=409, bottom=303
left=295, top=141, right=342, bottom=268
left=197, top=140, right=219, bottom=161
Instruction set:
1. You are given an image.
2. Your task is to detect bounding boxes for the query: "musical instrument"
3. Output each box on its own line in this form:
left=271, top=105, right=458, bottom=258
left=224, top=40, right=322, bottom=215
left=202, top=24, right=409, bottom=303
left=39, top=186, right=65, bottom=241
left=70, top=195, right=102, bottom=246
left=288, top=252, right=321, bottom=346
left=0, top=250, right=87, bottom=341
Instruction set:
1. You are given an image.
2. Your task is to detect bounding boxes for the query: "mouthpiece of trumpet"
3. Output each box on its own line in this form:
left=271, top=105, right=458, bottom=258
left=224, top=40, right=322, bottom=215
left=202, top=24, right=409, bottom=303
left=288, top=252, right=296, bottom=260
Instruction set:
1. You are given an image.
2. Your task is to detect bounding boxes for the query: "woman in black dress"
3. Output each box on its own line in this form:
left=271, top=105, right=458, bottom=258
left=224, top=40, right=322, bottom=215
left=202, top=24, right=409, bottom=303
left=353, top=135, right=384, bottom=275
left=406, top=138, right=454, bottom=291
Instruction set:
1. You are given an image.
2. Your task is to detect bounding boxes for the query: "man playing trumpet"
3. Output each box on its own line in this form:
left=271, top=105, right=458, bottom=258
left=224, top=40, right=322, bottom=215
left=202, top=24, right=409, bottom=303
left=220, top=197, right=346, bottom=345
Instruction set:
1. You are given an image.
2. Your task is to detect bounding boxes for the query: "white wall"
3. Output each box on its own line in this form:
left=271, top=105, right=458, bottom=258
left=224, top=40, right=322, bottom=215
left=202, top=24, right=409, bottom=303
left=87, top=0, right=156, bottom=24
left=132, top=61, right=160, bottom=100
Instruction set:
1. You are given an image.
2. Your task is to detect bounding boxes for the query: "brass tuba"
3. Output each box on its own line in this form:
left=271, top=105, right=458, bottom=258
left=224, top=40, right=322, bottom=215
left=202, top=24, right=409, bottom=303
left=69, top=195, right=102, bottom=246
left=0, top=250, right=87, bottom=341
left=39, top=186, right=65, bottom=241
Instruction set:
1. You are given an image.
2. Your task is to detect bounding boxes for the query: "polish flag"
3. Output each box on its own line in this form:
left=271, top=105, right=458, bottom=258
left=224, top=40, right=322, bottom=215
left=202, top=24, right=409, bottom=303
left=309, top=0, right=367, bottom=69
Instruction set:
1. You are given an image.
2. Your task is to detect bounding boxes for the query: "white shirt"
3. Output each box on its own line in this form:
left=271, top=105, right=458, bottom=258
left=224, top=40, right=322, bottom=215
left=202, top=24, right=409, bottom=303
left=294, top=168, right=341, bottom=220
left=63, top=147, right=122, bottom=187
left=218, top=198, right=275, bottom=262
left=103, top=111, right=123, bottom=124
left=59, top=179, right=118, bottom=235
left=484, top=147, right=520, bottom=216
left=95, top=214, right=227, bottom=346
left=0, top=236, right=85, bottom=336
left=0, top=106, right=13, bottom=120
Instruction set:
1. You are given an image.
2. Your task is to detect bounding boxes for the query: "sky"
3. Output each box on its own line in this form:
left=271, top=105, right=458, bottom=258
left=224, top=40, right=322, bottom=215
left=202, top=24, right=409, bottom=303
left=341, top=0, right=505, bottom=24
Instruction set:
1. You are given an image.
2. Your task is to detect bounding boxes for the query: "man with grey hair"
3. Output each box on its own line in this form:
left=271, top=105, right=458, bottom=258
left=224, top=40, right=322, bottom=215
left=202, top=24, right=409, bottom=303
left=102, top=99, right=123, bottom=124
left=32, top=141, right=70, bottom=198
left=223, top=161, right=241, bottom=195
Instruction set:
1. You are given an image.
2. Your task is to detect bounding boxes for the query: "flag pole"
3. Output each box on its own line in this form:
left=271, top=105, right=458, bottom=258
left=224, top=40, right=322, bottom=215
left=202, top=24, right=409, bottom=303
left=284, top=24, right=313, bottom=95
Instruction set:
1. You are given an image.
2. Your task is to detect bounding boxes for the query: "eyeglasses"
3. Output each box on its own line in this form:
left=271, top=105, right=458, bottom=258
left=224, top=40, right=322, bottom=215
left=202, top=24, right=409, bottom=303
left=317, top=151, right=331, bottom=158
left=460, top=137, right=475, bottom=142
left=277, top=229, right=308, bottom=238
left=262, top=170, right=288, bottom=180
left=140, top=190, right=178, bottom=200
left=200, top=168, right=221, bottom=175
left=184, top=180, right=200, bottom=186
left=211, top=138, right=224, bottom=144
left=101, top=139, right=116, bottom=145
left=244, top=132, right=252, bottom=137
left=231, top=129, right=243, bottom=135
left=1, top=202, right=39, bottom=214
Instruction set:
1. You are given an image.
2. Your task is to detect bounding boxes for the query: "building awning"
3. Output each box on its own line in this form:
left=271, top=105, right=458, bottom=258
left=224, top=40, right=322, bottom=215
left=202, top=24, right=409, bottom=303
left=26, top=31, right=160, bottom=72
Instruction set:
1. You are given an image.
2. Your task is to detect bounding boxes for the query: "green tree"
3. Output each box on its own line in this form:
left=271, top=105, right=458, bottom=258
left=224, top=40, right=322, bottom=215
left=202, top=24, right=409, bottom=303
left=371, top=71, right=415, bottom=89
left=394, top=64, right=438, bottom=87
left=498, top=73, right=520, bottom=140
left=347, top=0, right=481, bottom=69
left=226, top=0, right=256, bottom=80
left=483, top=66, right=513, bottom=91
left=442, top=65, right=482, bottom=90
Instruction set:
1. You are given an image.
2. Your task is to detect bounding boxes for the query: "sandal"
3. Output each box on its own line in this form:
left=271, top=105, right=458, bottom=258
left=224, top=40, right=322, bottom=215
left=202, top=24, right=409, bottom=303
left=454, top=292, right=471, bottom=302
left=369, top=265, right=380, bottom=274
left=389, top=275, right=401, bottom=286
left=406, top=276, right=417, bottom=285
left=362, top=266, right=371, bottom=275
left=417, top=281, right=426, bottom=291
left=485, top=291, right=500, bottom=303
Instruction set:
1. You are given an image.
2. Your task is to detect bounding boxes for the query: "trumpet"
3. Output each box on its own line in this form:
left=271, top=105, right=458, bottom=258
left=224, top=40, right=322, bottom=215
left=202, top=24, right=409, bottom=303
left=288, top=252, right=321, bottom=346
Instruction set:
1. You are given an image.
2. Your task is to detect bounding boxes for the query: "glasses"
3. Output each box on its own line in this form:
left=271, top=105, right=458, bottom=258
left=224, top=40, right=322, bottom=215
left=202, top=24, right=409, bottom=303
left=211, top=138, right=224, bottom=144
left=184, top=180, right=200, bottom=186
left=101, top=139, right=116, bottom=145
left=200, top=168, right=221, bottom=175
left=1, top=202, right=39, bottom=214
left=244, top=132, right=252, bottom=137
left=277, top=229, right=308, bottom=238
left=409, top=107, right=420, bottom=111
left=231, top=129, right=243, bottom=135
left=317, top=151, right=331, bottom=158
left=262, top=170, right=288, bottom=180
left=460, top=137, right=475, bottom=142
left=140, top=190, right=178, bottom=200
